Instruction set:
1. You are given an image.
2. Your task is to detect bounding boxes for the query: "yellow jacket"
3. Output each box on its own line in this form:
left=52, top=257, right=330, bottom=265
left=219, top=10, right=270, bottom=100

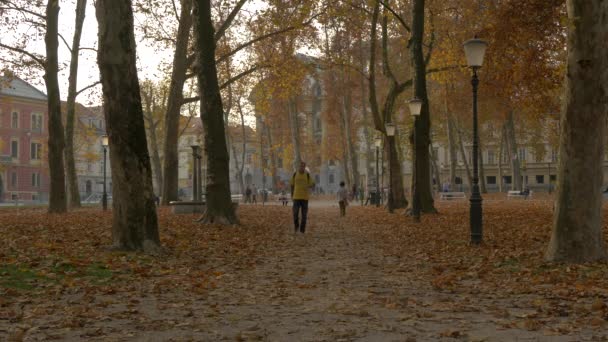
left=290, top=172, right=314, bottom=200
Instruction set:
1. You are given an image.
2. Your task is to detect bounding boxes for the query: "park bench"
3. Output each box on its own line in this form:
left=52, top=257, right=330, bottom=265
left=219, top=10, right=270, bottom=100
left=507, top=190, right=533, bottom=199
left=170, top=194, right=242, bottom=214
left=439, top=192, right=467, bottom=200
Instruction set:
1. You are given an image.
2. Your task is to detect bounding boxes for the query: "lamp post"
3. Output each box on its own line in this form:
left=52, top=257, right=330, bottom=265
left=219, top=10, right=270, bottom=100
left=101, top=135, right=109, bottom=211
left=385, top=122, right=396, bottom=213
left=408, top=98, right=422, bottom=221
left=463, top=37, right=488, bottom=245
left=374, top=136, right=382, bottom=207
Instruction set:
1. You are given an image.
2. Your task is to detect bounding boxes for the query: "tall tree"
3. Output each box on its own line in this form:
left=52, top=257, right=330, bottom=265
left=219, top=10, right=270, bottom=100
left=193, top=0, right=237, bottom=224
left=160, top=0, right=193, bottom=205
left=64, top=0, right=88, bottom=208
left=409, top=0, right=436, bottom=213
left=545, top=0, right=607, bottom=262
left=44, top=0, right=67, bottom=213
left=96, top=0, right=161, bottom=251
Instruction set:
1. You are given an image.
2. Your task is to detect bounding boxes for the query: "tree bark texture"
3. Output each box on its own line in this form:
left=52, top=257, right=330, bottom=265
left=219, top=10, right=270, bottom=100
left=45, top=0, right=67, bottom=213
left=409, top=0, right=436, bottom=213
left=64, top=0, right=87, bottom=209
left=193, top=0, right=237, bottom=224
left=161, top=0, right=193, bottom=205
left=288, top=98, right=302, bottom=170
left=498, top=124, right=505, bottom=192
left=478, top=139, right=487, bottom=193
left=96, top=0, right=161, bottom=251
left=546, top=0, right=607, bottom=262
left=505, top=111, right=522, bottom=191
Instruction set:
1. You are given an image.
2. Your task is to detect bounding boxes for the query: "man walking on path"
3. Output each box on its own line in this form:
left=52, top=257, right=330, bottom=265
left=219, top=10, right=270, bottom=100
left=291, top=161, right=315, bottom=233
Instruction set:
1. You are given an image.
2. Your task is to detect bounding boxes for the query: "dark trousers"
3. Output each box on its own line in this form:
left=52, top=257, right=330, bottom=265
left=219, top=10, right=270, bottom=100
left=339, top=200, right=346, bottom=216
left=292, top=200, right=309, bottom=232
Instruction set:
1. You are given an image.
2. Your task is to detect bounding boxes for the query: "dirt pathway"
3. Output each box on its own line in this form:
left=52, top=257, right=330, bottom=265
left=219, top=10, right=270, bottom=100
left=4, top=204, right=603, bottom=341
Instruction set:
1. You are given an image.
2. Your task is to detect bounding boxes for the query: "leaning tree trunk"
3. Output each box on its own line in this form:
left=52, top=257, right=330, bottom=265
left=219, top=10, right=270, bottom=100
left=338, top=91, right=352, bottom=188
left=96, top=0, right=160, bottom=251
left=498, top=124, right=505, bottom=192
left=546, top=0, right=607, bottom=263
left=45, top=0, right=67, bottom=213
left=446, top=95, right=458, bottom=187
left=161, top=0, right=193, bottom=205
left=479, top=139, right=487, bottom=193
left=359, top=37, right=374, bottom=190
left=288, top=98, right=302, bottom=170
left=193, top=0, right=237, bottom=224
left=410, top=0, right=436, bottom=213
left=505, top=111, right=522, bottom=191
left=266, top=125, right=279, bottom=191
left=64, top=0, right=87, bottom=209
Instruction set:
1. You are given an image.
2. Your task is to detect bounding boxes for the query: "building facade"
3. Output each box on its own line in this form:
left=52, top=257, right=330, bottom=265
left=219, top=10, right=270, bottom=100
left=0, top=76, right=50, bottom=202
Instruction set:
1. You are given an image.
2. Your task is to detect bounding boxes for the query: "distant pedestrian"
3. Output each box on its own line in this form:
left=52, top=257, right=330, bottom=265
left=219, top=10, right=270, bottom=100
left=245, top=186, right=252, bottom=203
left=252, top=184, right=258, bottom=204
left=290, top=161, right=315, bottom=233
left=337, top=181, right=349, bottom=217
left=279, top=190, right=289, bottom=206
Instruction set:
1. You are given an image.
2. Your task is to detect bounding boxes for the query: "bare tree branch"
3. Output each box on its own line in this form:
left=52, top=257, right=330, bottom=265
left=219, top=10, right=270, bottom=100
left=0, top=42, right=45, bottom=67
left=58, top=33, right=72, bottom=53
left=214, top=0, right=247, bottom=42
left=75, top=81, right=101, bottom=96
left=378, top=0, right=410, bottom=33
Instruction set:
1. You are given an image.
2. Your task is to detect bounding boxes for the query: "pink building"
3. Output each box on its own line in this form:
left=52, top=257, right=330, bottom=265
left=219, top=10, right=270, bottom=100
left=0, top=76, right=49, bottom=202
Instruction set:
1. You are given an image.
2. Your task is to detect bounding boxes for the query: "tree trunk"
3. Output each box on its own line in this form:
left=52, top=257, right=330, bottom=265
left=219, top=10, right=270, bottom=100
left=445, top=94, right=458, bottom=188
left=505, top=111, right=522, bottom=191
left=338, top=90, right=352, bottom=188
left=288, top=98, right=302, bottom=170
left=344, top=87, right=360, bottom=189
left=358, top=36, right=374, bottom=192
left=479, top=139, right=487, bottom=193
left=429, top=144, right=441, bottom=193
left=45, top=0, right=67, bottom=213
left=161, top=0, right=193, bottom=205
left=498, top=124, right=505, bottom=192
left=456, top=123, right=473, bottom=190
left=64, top=0, right=87, bottom=209
left=546, top=0, right=607, bottom=263
left=147, top=99, right=164, bottom=195
left=410, top=0, right=436, bottom=213
left=266, top=124, right=278, bottom=191
left=96, top=0, right=160, bottom=251
left=193, top=0, right=237, bottom=224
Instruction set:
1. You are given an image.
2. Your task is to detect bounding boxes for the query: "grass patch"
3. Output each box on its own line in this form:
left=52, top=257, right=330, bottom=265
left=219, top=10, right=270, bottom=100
left=0, top=264, right=50, bottom=290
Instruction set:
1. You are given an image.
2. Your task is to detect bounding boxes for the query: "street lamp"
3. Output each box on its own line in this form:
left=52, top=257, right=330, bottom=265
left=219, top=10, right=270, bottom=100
left=101, top=135, right=109, bottom=211
left=374, top=136, right=382, bottom=207
left=463, top=37, right=488, bottom=245
left=408, top=98, right=422, bottom=221
left=385, top=122, right=396, bottom=213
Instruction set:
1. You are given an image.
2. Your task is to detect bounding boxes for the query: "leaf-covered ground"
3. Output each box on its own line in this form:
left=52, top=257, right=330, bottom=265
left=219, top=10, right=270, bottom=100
left=1, top=196, right=608, bottom=341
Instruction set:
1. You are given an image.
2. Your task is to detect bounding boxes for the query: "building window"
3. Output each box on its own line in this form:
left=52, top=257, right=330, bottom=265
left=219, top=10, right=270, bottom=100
left=31, top=113, right=43, bottom=132
left=11, top=139, right=18, bottom=158
left=10, top=172, right=17, bottom=187
left=518, top=147, right=526, bottom=162
left=550, top=175, right=557, bottom=182
left=329, top=174, right=335, bottom=184
left=329, top=160, right=335, bottom=166
left=536, top=175, right=544, bottom=184
left=31, top=172, right=40, bottom=187
left=486, top=176, right=496, bottom=185
left=487, top=150, right=495, bottom=165
left=246, top=153, right=252, bottom=164
left=503, top=175, right=512, bottom=184
left=11, top=193, right=18, bottom=201
left=32, top=194, right=38, bottom=201
left=11, top=111, right=19, bottom=128
left=551, top=150, right=558, bottom=162
left=30, top=142, right=42, bottom=160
